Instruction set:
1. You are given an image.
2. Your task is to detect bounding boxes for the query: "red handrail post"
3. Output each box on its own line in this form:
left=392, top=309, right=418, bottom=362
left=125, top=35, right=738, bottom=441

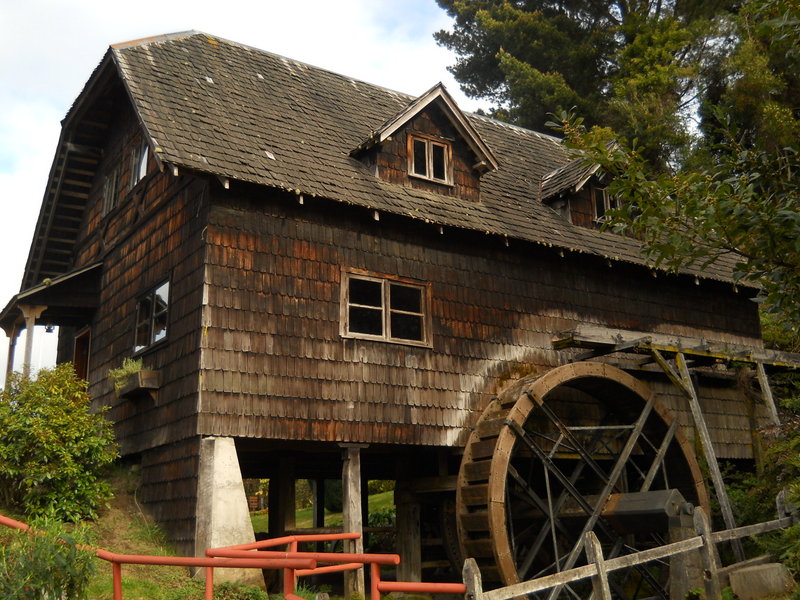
left=205, top=566, right=214, bottom=600
left=370, top=563, right=381, bottom=600
left=284, top=539, right=299, bottom=598
left=112, top=562, right=123, bottom=600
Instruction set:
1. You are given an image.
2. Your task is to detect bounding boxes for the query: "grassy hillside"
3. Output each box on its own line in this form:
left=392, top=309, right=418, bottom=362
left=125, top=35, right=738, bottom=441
left=1, top=468, right=395, bottom=600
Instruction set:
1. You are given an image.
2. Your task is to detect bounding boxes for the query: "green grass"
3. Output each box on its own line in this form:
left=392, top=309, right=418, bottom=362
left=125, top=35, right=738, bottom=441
left=251, top=490, right=394, bottom=534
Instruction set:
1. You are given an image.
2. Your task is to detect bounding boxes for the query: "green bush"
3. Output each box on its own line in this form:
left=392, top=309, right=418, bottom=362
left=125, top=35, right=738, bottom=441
left=0, top=518, right=95, bottom=599
left=0, top=363, right=119, bottom=521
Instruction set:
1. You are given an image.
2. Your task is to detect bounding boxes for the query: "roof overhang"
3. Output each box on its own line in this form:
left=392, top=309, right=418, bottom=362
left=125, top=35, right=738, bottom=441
left=0, top=262, right=103, bottom=336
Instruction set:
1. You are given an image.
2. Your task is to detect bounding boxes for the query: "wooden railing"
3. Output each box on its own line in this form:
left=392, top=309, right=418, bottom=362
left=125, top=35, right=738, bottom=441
left=462, top=504, right=795, bottom=600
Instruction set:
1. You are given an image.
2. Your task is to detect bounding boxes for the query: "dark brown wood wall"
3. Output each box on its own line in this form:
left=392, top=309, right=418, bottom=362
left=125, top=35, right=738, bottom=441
left=368, top=103, right=481, bottom=201
left=199, top=187, right=764, bottom=458
left=69, top=98, right=206, bottom=456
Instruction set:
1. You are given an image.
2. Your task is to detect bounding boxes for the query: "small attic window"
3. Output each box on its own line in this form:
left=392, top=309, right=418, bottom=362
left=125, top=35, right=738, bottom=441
left=130, top=142, right=149, bottom=189
left=409, top=134, right=451, bottom=184
left=593, top=187, right=619, bottom=221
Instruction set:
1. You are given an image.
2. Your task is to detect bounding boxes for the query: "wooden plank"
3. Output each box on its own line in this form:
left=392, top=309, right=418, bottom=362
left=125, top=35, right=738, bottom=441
left=584, top=532, right=612, bottom=600
left=674, top=352, right=744, bottom=562
left=641, top=419, right=676, bottom=491
left=341, top=444, right=366, bottom=599
left=396, top=500, right=421, bottom=582
left=756, top=362, right=781, bottom=426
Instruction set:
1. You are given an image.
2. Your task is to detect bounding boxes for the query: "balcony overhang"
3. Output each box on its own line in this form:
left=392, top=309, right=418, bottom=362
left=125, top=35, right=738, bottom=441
left=0, top=262, right=102, bottom=336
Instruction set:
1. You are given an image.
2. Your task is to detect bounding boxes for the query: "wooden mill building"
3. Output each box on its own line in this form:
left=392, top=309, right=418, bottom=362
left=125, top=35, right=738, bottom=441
left=2, top=31, right=795, bottom=596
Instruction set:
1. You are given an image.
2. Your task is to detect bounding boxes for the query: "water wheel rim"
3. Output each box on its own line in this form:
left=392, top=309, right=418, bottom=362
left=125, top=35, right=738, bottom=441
left=458, top=361, right=708, bottom=588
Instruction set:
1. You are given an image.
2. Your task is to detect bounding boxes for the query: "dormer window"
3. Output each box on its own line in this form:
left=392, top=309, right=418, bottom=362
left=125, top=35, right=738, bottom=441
left=409, top=135, right=451, bottom=184
left=593, top=187, right=618, bottom=221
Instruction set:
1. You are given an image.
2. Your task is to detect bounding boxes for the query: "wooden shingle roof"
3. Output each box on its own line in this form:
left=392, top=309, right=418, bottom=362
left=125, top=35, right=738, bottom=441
left=23, top=30, right=746, bottom=292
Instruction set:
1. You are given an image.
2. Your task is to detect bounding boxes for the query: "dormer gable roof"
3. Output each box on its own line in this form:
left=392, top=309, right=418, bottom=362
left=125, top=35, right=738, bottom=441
left=352, top=83, right=499, bottom=173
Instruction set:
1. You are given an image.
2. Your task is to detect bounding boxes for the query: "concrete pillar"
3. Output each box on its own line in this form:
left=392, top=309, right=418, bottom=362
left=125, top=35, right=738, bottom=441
left=4, top=323, right=19, bottom=388
left=195, top=436, right=262, bottom=586
left=19, top=305, right=46, bottom=378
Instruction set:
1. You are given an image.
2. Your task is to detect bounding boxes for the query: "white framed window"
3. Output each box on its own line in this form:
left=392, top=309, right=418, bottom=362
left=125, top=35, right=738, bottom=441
left=101, top=167, right=119, bottom=215
left=593, top=187, right=619, bottom=221
left=341, top=270, right=431, bottom=346
left=130, top=142, right=149, bottom=189
left=134, top=280, right=169, bottom=352
left=408, top=134, right=451, bottom=184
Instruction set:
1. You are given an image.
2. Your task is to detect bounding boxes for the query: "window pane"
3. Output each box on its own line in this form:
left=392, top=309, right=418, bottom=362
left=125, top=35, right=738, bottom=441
left=154, top=282, right=170, bottom=308
left=390, top=284, right=421, bottom=313
left=431, top=143, right=446, bottom=180
left=137, top=145, right=149, bottom=182
left=349, top=306, right=383, bottom=335
left=349, top=278, right=382, bottom=307
left=135, top=296, right=153, bottom=349
left=594, top=188, right=606, bottom=219
left=413, top=139, right=427, bottom=176
left=391, top=312, right=423, bottom=341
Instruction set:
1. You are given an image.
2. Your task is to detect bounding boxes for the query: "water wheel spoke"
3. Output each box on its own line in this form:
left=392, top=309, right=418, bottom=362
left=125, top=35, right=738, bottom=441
left=529, top=393, right=617, bottom=487
left=457, top=363, right=706, bottom=598
left=641, top=419, right=677, bottom=492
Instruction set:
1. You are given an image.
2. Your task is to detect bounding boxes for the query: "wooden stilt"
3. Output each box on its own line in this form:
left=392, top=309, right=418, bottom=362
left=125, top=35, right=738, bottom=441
left=395, top=485, right=422, bottom=583
left=341, top=444, right=367, bottom=599
left=655, top=350, right=744, bottom=562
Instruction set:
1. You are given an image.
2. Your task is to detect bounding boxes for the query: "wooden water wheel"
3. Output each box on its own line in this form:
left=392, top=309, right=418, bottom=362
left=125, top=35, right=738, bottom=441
left=457, top=362, right=707, bottom=599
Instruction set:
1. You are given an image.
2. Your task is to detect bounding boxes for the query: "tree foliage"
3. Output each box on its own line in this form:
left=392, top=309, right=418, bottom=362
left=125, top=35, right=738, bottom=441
left=435, top=0, right=733, bottom=168
left=0, top=364, right=118, bottom=521
left=548, top=0, right=800, bottom=327
left=0, top=518, right=95, bottom=600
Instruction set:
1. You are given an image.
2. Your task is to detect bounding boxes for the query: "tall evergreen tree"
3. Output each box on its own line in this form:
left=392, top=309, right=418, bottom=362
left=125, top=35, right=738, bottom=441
left=435, top=0, right=734, bottom=169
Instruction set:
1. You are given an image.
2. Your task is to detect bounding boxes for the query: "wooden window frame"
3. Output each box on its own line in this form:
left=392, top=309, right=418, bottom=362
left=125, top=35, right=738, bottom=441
left=101, top=167, right=119, bottom=215
left=130, top=142, right=149, bottom=189
left=133, top=279, right=170, bottom=353
left=593, top=186, right=618, bottom=222
left=407, top=134, right=452, bottom=185
left=340, top=269, right=432, bottom=347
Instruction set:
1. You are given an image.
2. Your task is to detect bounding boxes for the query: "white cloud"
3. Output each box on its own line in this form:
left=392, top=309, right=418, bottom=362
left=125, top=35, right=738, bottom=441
left=0, top=0, right=489, bottom=387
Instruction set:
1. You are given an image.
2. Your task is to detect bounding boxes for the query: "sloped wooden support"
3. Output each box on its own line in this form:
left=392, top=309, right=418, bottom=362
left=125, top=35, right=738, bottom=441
left=668, top=351, right=744, bottom=562
left=756, top=362, right=781, bottom=426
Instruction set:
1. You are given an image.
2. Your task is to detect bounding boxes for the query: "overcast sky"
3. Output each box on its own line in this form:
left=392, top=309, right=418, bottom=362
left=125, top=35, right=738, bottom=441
left=0, top=0, right=491, bottom=386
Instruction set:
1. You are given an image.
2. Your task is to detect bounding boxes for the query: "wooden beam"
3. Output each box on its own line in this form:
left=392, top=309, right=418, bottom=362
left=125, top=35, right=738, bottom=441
left=395, top=489, right=421, bottom=583
left=756, top=362, right=781, bottom=426
left=341, top=444, right=366, bottom=599
left=674, top=352, right=744, bottom=562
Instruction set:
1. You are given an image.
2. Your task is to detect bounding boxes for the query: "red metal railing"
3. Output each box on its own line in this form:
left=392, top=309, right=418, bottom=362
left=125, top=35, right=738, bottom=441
left=0, top=513, right=314, bottom=600
left=2, top=513, right=466, bottom=600
left=207, top=532, right=467, bottom=600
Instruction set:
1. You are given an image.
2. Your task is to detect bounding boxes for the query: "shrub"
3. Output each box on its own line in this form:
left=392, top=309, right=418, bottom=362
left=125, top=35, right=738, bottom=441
left=0, top=363, right=119, bottom=521
left=107, top=357, right=143, bottom=392
left=0, top=518, right=95, bottom=599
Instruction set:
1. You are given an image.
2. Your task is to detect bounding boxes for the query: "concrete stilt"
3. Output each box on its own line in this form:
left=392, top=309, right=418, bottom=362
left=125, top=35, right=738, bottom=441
left=195, top=436, right=263, bottom=587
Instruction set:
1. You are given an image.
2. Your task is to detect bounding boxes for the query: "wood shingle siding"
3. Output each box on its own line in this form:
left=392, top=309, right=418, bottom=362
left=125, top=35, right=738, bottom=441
left=196, top=187, right=764, bottom=453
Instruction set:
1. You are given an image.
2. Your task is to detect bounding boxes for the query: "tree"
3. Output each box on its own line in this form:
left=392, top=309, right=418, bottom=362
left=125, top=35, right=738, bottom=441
left=435, top=0, right=734, bottom=169
left=0, top=364, right=119, bottom=521
left=549, top=0, right=800, bottom=326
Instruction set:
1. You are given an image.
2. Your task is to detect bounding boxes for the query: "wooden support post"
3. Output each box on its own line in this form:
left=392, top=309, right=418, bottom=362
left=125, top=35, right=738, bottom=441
left=669, top=505, right=702, bottom=600
left=312, top=479, right=325, bottom=529
left=584, top=531, right=612, bottom=600
left=660, top=350, right=744, bottom=562
left=756, top=362, right=781, bottom=426
left=341, top=444, right=367, bottom=600
left=268, top=458, right=296, bottom=537
left=395, top=485, right=422, bottom=583
left=694, top=507, right=722, bottom=600
left=462, top=558, right=484, bottom=600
